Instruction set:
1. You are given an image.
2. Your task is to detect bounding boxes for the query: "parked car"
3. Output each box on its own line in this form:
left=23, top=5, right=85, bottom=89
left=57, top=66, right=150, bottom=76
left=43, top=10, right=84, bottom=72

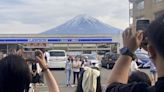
left=84, top=54, right=100, bottom=67
left=76, top=54, right=100, bottom=67
left=47, top=50, right=67, bottom=69
left=135, top=53, right=150, bottom=68
left=101, top=52, right=119, bottom=69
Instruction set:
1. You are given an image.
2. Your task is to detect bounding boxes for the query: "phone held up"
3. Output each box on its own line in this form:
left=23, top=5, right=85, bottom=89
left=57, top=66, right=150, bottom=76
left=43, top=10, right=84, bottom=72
left=136, top=19, right=150, bottom=31
left=136, top=19, right=150, bottom=49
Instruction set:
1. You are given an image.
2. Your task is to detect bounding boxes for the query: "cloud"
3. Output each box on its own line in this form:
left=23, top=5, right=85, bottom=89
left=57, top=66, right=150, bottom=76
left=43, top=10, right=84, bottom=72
left=0, top=21, right=46, bottom=34
left=0, top=0, right=24, bottom=5
left=97, top=16, right=129, bottom=30
left=0, top=0, right=129, bottom=34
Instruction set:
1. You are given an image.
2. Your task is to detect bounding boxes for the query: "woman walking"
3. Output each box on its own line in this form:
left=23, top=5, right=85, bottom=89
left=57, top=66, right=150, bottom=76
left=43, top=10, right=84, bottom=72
left=65, top=56, right=73, bottom=87
left=72, top=56, right=81, bottom=85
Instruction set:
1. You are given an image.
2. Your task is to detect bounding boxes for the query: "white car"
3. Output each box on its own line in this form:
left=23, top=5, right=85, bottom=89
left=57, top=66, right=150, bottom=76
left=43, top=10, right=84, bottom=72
left=81, top=54, right=100, bottom=67
left=47, top=50, right=67, bottom=68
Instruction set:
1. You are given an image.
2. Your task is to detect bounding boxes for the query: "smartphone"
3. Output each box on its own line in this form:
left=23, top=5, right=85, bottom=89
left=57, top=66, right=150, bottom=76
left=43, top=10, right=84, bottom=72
left=136, top=20, right=150, bottom=49
left=136, top=20, right=150, bottom=31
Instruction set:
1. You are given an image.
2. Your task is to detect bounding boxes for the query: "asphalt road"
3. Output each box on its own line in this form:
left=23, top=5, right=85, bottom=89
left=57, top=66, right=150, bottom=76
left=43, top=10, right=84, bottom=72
left=37, top=68, right=150, bottom=92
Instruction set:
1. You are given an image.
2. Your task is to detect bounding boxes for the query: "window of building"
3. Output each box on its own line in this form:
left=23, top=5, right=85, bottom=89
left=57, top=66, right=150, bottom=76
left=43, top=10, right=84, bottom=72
left=137, top=1, right=144, bottom=10
left=136, top=16, right=145, bottom=20
left=135, top=16, right=146, bottom=24
left=83, top=50, right=92, bottom=54
left=155, top=10, right=164, bottom=19
left=153, top=0, right=163, bottom=3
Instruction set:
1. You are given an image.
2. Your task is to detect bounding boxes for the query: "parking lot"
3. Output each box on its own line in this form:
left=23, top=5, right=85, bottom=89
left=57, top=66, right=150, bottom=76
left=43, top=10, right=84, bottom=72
left=38, top=67, right=150, bottom=92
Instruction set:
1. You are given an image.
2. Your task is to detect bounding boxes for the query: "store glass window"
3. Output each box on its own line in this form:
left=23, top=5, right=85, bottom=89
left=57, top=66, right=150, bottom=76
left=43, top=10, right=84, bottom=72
left=137, top=1, right=144, bottom=10
left=153, top=0, right=163, bottom=3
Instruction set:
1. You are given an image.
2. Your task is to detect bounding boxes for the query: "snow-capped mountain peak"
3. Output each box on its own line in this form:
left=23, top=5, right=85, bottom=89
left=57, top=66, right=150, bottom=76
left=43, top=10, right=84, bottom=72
left=63, top=14, right=98, bottom=27
left=41, top=15, right=122, bottom=35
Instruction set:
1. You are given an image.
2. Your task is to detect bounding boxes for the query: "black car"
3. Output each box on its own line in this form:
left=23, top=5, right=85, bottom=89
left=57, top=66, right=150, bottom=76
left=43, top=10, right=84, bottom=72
left=101, top=52, right=119, bottom=69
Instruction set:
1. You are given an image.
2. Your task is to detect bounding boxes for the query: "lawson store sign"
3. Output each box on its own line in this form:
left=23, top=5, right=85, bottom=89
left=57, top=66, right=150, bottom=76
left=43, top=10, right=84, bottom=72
left=0, top=38, right=112, bottom=43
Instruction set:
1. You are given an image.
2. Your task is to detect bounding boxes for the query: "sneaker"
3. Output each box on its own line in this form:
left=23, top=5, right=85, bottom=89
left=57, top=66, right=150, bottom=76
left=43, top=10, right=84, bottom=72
left=71, top=84, right=75, bottom=87
left=39, top=83, right=45, bottom=86
left=71, top=84, right=77, bottom=87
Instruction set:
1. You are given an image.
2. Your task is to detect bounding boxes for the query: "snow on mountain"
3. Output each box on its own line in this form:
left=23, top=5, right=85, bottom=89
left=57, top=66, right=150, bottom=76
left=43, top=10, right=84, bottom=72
left=41, top=15, right=122, bottom=35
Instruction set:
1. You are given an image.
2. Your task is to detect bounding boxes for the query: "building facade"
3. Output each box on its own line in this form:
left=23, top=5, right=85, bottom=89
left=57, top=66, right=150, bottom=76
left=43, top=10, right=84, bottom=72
left=129, top=0, right=164, bottom=24
left=0, top=34, right=121, bottom=56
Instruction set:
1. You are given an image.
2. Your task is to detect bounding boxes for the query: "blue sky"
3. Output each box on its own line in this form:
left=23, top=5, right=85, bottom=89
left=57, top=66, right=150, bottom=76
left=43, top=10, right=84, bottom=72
left=0, top=0, right=129, bottom=34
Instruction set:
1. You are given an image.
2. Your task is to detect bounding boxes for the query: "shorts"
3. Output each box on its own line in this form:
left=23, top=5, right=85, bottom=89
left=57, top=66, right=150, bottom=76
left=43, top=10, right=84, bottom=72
left=150, top=70, right=157, bottom=74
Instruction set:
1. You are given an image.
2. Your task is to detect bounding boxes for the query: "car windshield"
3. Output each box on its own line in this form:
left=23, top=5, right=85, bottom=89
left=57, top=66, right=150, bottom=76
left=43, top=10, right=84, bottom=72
left=49, top=51, right=65, bottom=57
left=83, top=55, right=96, bottom=60
left=136, top=53, right=149, bottom=59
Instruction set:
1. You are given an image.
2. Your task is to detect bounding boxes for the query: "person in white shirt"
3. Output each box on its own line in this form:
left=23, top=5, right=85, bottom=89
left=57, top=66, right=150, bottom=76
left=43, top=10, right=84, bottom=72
left=130, top=61, right=139, bottom=72
left=72, top=57, right=81, bottom=85
left=65, top=56, right=73, bottom=87
left=44, top=51, right=50, bottom=62
left=130, top=59, right=140, bottom=72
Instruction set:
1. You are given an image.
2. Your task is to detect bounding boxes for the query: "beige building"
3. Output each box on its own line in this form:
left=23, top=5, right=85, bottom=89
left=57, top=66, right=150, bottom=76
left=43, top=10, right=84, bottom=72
left=0, top=34, right=121, bottom=55
left=129, top=0, right=164, bottom=24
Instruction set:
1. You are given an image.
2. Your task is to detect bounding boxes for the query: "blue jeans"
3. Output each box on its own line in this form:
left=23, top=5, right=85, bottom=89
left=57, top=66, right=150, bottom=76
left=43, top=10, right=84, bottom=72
left=66, top=69, right=71, bottom=85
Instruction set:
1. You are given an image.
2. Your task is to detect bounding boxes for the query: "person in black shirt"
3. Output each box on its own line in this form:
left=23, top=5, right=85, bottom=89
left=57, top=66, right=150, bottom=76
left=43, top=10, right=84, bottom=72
left=128, top=70, right=151, bottom=86
left=31, top=61, right=40, bottom=92
left=31, top=61, right=40, bottom=84
left=106, top=14, right=164, bottom=92
left=0, top=55, right=31, bottom=92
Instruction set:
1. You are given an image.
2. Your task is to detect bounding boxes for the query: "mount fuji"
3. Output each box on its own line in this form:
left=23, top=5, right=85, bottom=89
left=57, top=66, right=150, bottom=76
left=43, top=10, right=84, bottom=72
left=41, top=15, right=122, bottom=35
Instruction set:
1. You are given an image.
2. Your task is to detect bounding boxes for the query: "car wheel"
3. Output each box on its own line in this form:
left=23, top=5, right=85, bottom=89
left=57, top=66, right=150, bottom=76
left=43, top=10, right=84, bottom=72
left=106, top=64, right=110, bottom=69
left=101, top=64, right=104, bottom=67
left=101, top=62, right=104, bottom=67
